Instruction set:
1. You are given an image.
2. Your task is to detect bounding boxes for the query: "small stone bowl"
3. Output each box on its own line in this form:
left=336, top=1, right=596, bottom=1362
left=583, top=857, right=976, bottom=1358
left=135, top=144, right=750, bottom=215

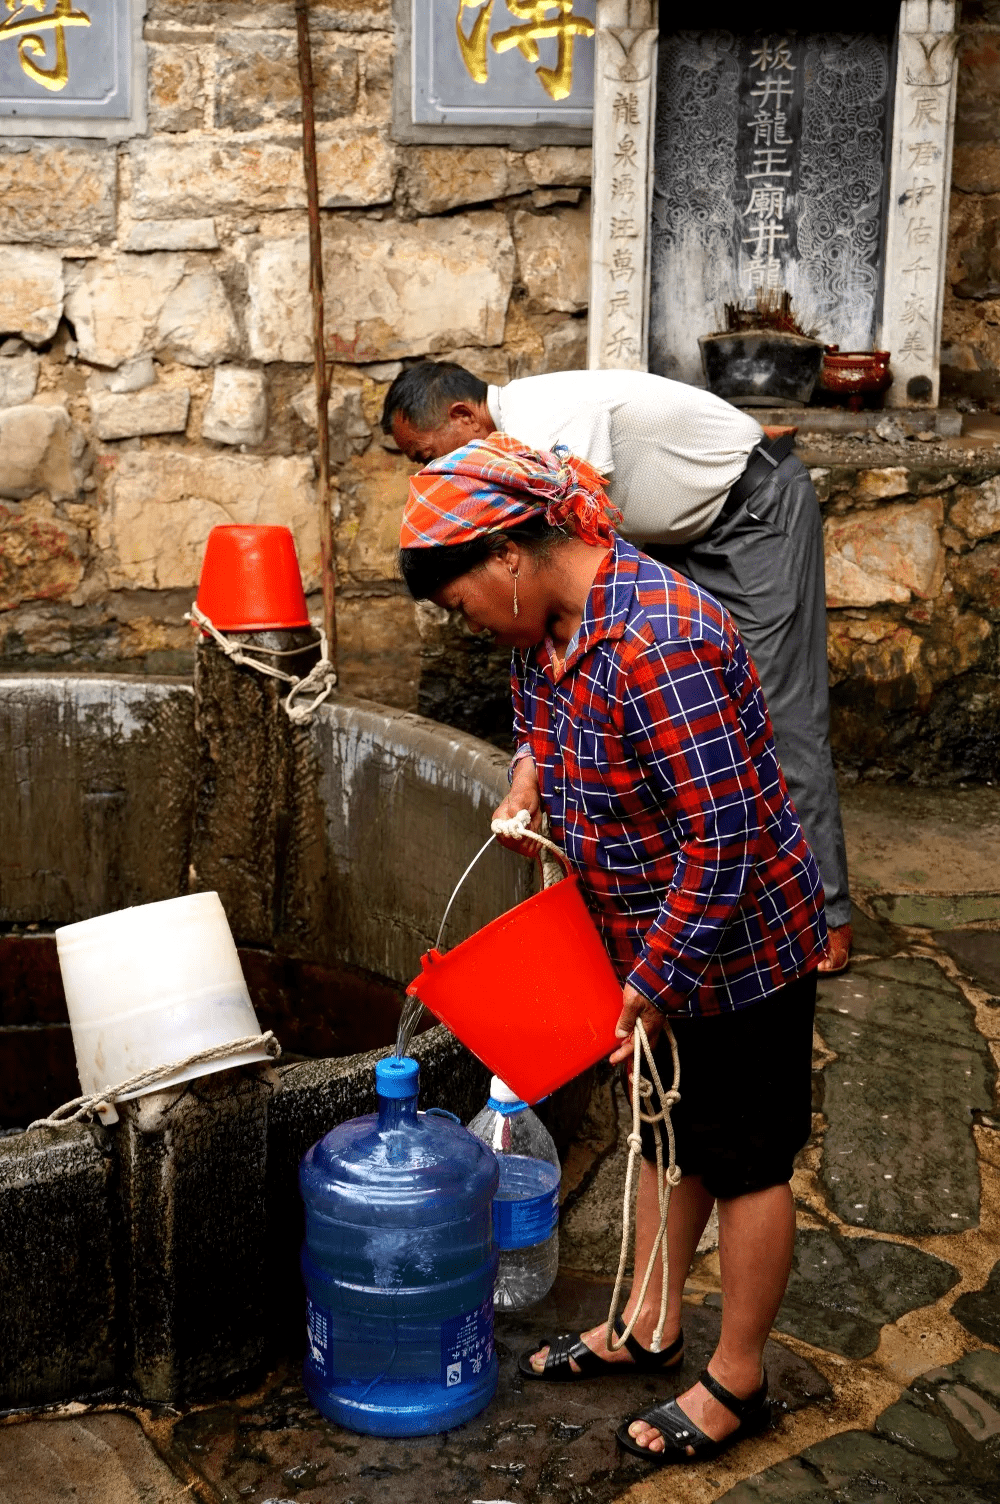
left=817, top=348, right=893, bottom=411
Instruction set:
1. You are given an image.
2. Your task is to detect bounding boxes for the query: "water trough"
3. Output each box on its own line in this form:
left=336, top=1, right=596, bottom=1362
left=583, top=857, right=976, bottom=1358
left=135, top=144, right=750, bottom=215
left=0, top=657, right=596, bottom=1412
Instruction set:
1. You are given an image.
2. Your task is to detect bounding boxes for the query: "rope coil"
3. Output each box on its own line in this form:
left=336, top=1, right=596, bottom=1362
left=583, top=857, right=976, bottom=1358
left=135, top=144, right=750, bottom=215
left=605, top=1017, right=681, bottom=1354
left=186, top=604, right=337, bottom=723
left=27, top=1031, right=281, bottom=1132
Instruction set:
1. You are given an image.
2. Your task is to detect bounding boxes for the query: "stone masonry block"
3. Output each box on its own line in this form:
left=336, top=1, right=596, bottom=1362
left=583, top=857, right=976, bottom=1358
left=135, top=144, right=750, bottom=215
left=403, top=147, right=531, bottom=215
left=65, top=254, right=238, bottom=370
left=248, top=213, right=515, bottom=363
left=0, top=350, right=39, bottom=408
left=0, top=1125, right=117, bottom=1409
left=147, top=42, right=206, bottom=133
left=98, top=450, right=318, bottom=590
left=202, top=366, right=268, bottom=446
left=0, top=144, right=116, bottom=246
left=950, top=475, right=1000, bottom=540
left=0, top=405, right=82, bottom=501
left=146, top=0, right=392, bottom=29
left=0, top=248, right=64, bottom=345
left=121, top=219, right=219, bottom=253
left=338, top=445, right=413, bottom=581
left=118, top=1069, right=275, bottom=1403
left=513, top=204, right=591, bottom=313
left=90, top=386, right=191, bottom=441
left=127, top=131, right=394, bottom=218
left=215, top=31, right=359, bottom=129
left=0, top=498, right=86, bottom=610
left=825, top=498, right=946, bottom=608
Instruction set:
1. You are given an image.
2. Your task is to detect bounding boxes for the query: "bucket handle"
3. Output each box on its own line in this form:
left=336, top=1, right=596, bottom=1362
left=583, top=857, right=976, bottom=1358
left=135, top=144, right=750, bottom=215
left=433, top=812, right=569, bottom=953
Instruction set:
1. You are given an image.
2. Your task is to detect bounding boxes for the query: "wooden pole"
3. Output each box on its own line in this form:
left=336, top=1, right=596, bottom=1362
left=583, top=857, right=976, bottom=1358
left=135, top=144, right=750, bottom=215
left=295, top=0, right=338, bottom=670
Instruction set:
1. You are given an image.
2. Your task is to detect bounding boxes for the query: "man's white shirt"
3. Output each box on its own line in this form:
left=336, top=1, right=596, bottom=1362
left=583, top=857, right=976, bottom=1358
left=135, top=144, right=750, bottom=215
left=486, top=369, right=762, bottom=545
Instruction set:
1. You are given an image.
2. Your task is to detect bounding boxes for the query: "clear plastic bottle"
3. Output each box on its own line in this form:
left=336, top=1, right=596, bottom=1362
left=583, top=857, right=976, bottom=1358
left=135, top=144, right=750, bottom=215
left=468, top=1077, right=560, bottom=1311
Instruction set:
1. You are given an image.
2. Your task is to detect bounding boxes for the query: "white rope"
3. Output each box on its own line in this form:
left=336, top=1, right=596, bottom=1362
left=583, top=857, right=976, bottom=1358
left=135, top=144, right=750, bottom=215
left=605, top=1017, right=681, bottom=1354
left=442, top=808, right=683, bottom=1355
left=27, top=1031, right=282, bottom=1131
left=186, top=604, right=337, bottom=724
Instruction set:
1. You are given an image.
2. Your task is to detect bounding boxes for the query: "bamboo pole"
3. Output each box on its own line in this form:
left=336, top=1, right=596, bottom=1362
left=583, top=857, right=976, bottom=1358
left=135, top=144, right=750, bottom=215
left=295, top=0, right=338, bottom=670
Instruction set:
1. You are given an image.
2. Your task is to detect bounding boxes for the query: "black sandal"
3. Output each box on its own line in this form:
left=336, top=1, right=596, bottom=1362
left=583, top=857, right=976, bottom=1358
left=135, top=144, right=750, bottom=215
left=616, top=1366, right=771, bottom=1464
left=517, top=1315, right=683, bottom=1382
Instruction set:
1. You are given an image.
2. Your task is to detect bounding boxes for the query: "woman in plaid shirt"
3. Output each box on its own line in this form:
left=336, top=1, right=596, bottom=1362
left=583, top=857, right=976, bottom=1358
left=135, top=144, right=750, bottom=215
left=400, top=436, right=827, bottom=1467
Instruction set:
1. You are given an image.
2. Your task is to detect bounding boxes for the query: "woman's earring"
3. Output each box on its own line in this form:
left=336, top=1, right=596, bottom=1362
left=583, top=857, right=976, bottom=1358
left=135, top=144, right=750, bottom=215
left=510, top=566, right=519, bottom=618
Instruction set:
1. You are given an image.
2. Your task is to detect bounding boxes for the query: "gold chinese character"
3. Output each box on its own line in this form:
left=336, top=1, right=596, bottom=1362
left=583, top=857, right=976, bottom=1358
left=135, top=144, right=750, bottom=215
left=492, top=1, right=596, bottom=102
left=0, top=0, right=91, bottom=92
left=455, top=0, right=494, bottom=85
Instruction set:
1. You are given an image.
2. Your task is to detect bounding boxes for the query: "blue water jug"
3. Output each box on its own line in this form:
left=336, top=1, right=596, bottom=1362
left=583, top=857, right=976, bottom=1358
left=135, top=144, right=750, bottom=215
left=300, top=1055, right=500, bottom=1436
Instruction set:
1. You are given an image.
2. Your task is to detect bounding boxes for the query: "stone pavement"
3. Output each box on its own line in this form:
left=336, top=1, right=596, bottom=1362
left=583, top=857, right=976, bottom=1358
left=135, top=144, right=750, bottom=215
left=1, top=782, right=998, bottom=1504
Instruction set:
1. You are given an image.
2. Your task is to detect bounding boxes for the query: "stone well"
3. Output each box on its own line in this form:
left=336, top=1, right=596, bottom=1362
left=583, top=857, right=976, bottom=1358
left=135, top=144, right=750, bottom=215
left=0, top=659, right=579, bottom=1412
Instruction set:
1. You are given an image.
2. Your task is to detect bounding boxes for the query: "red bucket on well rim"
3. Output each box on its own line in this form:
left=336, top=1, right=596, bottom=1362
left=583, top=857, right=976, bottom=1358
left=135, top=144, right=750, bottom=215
left=195, top=525, right=310, bottom=631
left=406, top=874, right=623, bottom=1105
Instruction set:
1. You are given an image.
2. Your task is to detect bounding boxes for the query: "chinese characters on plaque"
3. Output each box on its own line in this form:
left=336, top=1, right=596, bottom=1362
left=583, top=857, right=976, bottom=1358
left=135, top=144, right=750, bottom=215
left=742, top=38, right=797, bottom=294
left=412, top=0, right=596, bottom=129
left=0, top=0, right=135, bottom=122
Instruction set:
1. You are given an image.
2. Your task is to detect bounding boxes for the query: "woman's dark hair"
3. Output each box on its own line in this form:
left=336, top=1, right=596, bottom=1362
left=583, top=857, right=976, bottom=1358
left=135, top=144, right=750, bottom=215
left=399, top=515, right=566, bottom=601
left=381, top=361, right=488, bottom=435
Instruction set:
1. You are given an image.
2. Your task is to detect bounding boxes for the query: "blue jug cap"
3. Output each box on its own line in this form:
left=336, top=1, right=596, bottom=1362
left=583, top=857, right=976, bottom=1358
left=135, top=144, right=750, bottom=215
left=376, top=1055, right=419, bottom=1098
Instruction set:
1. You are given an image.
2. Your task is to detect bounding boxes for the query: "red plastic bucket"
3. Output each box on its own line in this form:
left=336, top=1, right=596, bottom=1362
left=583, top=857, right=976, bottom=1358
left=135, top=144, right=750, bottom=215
left=407, top=873, right=623, bottom=1104
left=195, top=524, right=310, bottom=631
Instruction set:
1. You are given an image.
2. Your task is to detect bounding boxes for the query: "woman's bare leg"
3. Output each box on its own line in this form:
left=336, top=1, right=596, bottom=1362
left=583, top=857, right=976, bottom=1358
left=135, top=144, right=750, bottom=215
left=628, top=1181, right=796, bottom=1453
left=529, top=1162, right=715, bottom=1372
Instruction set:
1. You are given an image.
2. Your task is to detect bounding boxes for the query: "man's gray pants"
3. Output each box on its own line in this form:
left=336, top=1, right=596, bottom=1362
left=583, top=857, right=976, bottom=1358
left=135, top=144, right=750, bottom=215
left=647, top=455, right=851, bottom=929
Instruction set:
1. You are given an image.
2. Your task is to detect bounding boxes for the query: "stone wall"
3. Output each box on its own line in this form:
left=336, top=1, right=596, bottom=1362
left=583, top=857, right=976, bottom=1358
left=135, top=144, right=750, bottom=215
left=2, top=3, right=1000, bottom=777
left=942, top=0, right=1000, bottom=405
left=0, top=0, right=591, bottom=703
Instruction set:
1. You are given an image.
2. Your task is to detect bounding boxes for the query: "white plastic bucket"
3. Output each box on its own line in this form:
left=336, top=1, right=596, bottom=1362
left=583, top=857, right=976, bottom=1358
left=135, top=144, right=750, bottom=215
left=56, top=892, right=272, bottom=1114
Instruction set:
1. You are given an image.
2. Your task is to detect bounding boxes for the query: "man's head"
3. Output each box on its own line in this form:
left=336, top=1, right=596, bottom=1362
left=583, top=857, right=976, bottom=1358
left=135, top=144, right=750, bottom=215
left=381, top=361, right=496, bottom=464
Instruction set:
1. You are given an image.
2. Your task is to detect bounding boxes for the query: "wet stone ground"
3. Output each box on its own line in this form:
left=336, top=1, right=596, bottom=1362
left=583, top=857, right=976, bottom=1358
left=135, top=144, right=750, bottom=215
left=2, top=783, right=1000, bottom=1504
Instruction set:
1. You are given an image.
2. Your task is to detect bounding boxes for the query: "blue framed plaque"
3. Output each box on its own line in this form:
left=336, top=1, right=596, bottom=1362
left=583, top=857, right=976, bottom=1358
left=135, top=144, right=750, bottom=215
left=412, top=0, right=596, bottom=129
left=0, top=0, right=146, bottom=138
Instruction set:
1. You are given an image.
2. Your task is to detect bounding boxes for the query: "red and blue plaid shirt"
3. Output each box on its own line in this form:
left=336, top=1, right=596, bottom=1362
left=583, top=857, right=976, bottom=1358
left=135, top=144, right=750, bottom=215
left=512, top=538, right=827, bottom=1017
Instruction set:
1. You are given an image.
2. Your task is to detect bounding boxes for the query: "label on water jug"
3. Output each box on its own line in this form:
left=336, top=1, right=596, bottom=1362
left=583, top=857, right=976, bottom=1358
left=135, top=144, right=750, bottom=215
left=493, top=1182, right=560, bottom=1251
left=306, top=1296, right=330, bottom=1379
left=440, top=1295, right=494, bottom=1388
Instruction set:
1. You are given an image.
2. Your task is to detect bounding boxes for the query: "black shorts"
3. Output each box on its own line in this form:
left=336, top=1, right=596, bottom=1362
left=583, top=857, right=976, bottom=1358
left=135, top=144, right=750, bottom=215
left=638, top=971, right=817, bottom=1200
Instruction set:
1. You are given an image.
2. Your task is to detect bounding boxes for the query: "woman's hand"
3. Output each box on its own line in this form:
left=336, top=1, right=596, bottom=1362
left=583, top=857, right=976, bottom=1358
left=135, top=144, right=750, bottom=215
left=492, top=757, right=543, bottom=859
left=609, top=983, right=664, bottom=1068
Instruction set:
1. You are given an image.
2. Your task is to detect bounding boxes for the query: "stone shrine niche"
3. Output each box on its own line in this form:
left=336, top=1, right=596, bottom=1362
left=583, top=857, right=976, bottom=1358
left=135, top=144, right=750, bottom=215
left=0, top=0, right=146, bottom=141
left=648, top=18, right=898, bottom=385
left=588, top=1, right=959, bottom=407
